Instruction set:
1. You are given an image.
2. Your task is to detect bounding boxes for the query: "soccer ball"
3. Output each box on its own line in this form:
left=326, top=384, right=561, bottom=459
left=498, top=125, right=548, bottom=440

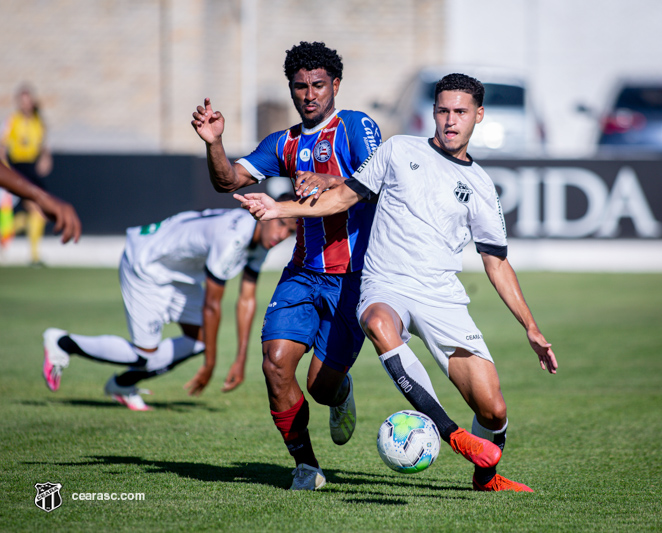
left=376, top=410, right=441, bottom=474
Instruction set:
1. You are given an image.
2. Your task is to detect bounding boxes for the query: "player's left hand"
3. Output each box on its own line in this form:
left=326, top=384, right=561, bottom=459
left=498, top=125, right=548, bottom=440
left=294, top=171, right=342, bottom=200
left=527, top=327, right=558, bottom=374
left=221, top=360, right=245, bottom=392
left=184, top=364, right=214, bottom=396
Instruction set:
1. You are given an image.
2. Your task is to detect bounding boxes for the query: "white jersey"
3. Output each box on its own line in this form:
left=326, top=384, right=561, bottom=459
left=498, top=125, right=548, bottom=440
left=123, top=208, right=267, bottom=286
left=352, top=135, right=507, bottom=306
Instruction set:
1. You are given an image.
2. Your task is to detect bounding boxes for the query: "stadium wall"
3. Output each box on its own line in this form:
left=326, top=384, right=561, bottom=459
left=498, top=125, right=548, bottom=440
left=1, top=154, right=660, bottom=272
left=0, top=0, right=447, bottom=155
left=39, top=154, right=662, bottom=239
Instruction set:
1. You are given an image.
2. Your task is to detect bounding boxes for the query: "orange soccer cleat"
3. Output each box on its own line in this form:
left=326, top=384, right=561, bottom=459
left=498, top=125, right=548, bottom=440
left=473, top=474, right=534, bottom=492
left=449, top=428, right=502, bottom=468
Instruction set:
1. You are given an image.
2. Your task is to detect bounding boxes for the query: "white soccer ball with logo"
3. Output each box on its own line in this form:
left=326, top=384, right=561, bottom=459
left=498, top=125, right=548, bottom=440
left=376, top=410, right=441, bottom=474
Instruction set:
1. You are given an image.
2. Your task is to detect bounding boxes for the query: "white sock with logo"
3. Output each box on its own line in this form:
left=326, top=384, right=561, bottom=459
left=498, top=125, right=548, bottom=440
left=379, top=344, right=440, bottom=404
left=378, top=343, right=457, bottom=441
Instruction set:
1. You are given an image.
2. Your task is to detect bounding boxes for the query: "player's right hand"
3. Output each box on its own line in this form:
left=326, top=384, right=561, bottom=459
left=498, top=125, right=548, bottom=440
left=191, top=97, right=225, bottom=144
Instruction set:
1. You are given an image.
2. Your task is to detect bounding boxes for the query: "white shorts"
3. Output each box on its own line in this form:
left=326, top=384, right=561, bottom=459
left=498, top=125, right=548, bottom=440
left=119, top=252, right=203, bottom=348
left=356, top=285, right=494, bottom=377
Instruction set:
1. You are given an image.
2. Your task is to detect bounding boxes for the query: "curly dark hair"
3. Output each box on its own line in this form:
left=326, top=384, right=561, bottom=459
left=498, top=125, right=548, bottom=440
left=283, top=41, right=343, bottom=83
left=434, top=73, right=484, bottom=107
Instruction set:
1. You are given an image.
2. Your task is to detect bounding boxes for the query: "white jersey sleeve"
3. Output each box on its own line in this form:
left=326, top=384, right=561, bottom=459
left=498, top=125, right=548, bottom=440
left=351, top=137, right=393, bottom=194
left=468, top=165, right=508, bottom=256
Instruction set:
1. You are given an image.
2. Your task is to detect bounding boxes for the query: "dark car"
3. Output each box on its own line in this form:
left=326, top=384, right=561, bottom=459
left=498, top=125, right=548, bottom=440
left=585, top=80, right=662, bottom=153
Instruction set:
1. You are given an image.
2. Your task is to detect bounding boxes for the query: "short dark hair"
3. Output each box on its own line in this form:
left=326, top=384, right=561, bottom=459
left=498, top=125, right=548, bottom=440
left=283, top=41, right=343, bottom=83
left=434, top=73, right=484, bottom=107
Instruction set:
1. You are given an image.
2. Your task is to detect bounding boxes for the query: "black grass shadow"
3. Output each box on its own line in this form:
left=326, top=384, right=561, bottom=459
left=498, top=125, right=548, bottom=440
left=342, top=496, right=409, bottom=505
left=326, top=469, right=473, bottom=495
left=17, top=397, right=222, bottom=413
left=25, top=456, right=473, bottom=497
left=30, top=456, right=294, bottom=489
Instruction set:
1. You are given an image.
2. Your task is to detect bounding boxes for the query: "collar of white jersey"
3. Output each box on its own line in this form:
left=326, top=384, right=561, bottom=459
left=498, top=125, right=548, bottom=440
left=302, top=110, right=338, bottom=134
left=427, top=138, right=474, bottom=167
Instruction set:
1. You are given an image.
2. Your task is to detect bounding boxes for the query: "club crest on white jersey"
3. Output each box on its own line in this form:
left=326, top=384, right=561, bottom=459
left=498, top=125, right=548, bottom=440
left=454, top=181, right=473, bottom=203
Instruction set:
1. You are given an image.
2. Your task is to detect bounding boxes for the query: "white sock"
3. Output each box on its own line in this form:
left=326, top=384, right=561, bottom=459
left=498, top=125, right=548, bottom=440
left=69, top=334, right=142, bottom=364
left=135, top=336, right=205, bottom=372
left=471, top=415, right=508, bottom=442
left=379, top=344, right=441, bottom=404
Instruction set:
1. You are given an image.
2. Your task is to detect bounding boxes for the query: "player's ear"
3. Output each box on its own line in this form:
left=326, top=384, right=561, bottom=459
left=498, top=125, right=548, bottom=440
left=475, top=106, right=485, bottom=124
left=332, top=77, right=340, bottom=97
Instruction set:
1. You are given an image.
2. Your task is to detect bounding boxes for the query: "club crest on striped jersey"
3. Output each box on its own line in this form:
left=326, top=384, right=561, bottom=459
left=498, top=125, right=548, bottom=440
left=454, top=181, right=473, bottom=203
left=314, top=140, right=332, bottom=162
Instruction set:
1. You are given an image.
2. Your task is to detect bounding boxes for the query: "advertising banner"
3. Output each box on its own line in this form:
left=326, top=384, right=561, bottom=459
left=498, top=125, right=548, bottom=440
left=482, top=160, right=662, bottom=239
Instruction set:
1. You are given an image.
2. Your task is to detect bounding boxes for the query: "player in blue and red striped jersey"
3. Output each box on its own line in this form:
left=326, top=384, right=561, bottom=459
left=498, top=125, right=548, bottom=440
left=192, top=41, right=381, bottom=490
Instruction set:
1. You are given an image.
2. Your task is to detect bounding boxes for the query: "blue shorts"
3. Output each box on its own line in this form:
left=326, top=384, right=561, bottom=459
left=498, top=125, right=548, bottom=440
left=261, top=264, right=365, bottom=373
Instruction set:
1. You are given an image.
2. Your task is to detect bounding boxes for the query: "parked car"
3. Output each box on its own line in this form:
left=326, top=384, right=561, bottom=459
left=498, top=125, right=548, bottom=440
left=377, top=66, right=546, bottom=157
left=580, top=79, right=662, bottom=154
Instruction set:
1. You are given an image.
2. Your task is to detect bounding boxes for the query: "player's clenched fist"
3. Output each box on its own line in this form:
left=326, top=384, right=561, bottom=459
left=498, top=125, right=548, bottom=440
left=191, top=97, right=225, bottom=144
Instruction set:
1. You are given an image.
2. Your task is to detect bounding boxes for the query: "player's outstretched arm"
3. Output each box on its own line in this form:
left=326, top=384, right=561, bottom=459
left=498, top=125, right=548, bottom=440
left=481, top=253, right=558, bottom=374
left=0, top=164, right=81, bottom=243
left=234, top=179, right=363, bottom=221
left=191, top=97, right=256, bottom=193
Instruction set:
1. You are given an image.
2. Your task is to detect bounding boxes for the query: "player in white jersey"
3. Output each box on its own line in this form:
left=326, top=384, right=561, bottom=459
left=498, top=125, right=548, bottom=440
left=42, top=205, right=296, bottom=410
left=235, top=73, right=558, bottom=492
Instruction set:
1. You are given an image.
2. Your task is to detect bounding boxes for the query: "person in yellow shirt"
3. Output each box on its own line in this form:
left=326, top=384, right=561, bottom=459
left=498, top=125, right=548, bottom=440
left=0, top=84, right=53, bottom=265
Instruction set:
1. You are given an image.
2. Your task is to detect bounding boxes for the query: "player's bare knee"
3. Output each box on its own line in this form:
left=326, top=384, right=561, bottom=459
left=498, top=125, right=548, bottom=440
left=476, top=402, right=507, bottom=429
left=261, top=348, right=290, bottom=384
left=360, top=308, right=391, bottom=344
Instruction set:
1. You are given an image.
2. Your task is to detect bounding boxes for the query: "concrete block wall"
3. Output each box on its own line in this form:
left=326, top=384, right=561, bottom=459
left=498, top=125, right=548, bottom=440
left=0, top=0, right=447, bottom=155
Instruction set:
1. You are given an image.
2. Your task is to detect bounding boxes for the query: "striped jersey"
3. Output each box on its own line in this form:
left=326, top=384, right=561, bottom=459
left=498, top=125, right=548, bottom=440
left=236, top=109, right=381, bottom=274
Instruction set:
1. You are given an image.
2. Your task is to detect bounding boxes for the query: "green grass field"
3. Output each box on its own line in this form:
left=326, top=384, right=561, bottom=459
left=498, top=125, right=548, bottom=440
left=0, top=267, right=660, bottom=532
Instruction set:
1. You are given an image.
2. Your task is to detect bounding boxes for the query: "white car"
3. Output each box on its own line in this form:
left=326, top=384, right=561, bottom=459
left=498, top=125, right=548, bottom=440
left=386, top=66, right=546, bottom=158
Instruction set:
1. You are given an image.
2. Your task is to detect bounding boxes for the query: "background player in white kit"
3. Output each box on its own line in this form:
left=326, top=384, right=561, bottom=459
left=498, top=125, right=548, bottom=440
left=42, top=204, right=296, bottom=410
left=236, top=73, right=558, bottom=492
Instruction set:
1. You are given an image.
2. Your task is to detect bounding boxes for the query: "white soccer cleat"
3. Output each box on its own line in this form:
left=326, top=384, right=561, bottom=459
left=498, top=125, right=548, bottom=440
left=43, top=328, right=70, bottom=392
left=290, top=464, right=326, bottom=491
left=104, top=375, right=153, bottom=411
left=329, top=373, right=356, bottom=445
